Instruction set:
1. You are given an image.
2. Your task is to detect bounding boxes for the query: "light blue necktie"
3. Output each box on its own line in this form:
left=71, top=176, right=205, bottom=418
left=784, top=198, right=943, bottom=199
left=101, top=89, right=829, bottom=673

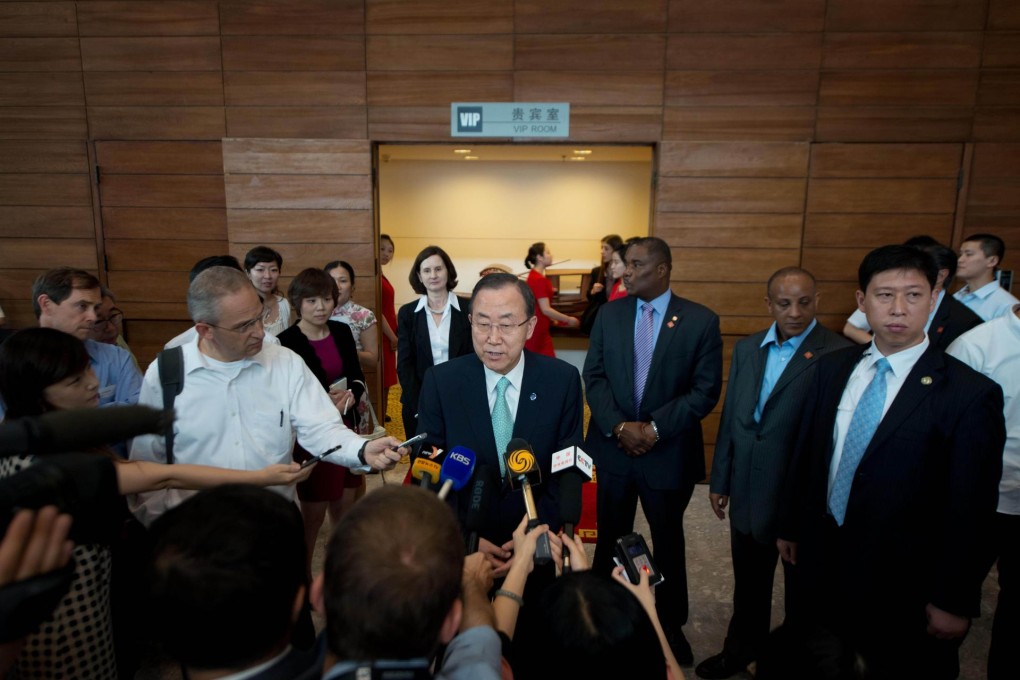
left=492, top=377, right=512, bottom=478
left=829, top=358, right=892, bottom=526
left=633, top=302, right=655, bottom=416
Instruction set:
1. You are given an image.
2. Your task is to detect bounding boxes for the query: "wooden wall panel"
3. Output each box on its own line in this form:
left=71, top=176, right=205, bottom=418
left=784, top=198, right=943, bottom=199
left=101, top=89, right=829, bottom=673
left=658, top=178, right=807, bottom=213
left=988, top=0, right=1020, bottom=29
left=978, top=71, right=1020, bottom=106
left=809, top=144, right=962, bottom=178
left=222, top=139, right=371, bottom=175
left=803, top=214, right=954, bottom=248
left=518, top=34, right=666, bottom=71
left=226, top=106, right=367, bottom=140
left=0, top=108, right=87, bottom=140
left=983, top=32, right=1020, bottom=68
left=663, top=107, right=817, bottom=141
left=0, top=174, right=91, bottom=206
left=516, top=0, right=667, bottom=34
left=825, top=0, right=988, bottom=32
left=365, top=0, right=513, bottom=34
left=965, top=143, right=1020, bottom=255
left=0, top=73, right=83, bottom=107
left=76, top=1, right=220, bottom=36
left=0, top=238, right=96, bottom=270
left=105, top=239, right=225, bottom=271
left=83, top=72, right=224, bottom=106
left=667, top=33, right=822, bottom=70
left=224, top=174, right=371, bottom=210
left=102, top=207, right=226, bottom=241
left=516, top=71, right=663, bottom=107
left=224, top=71, right=366, bottom=106
left=220, top=0, right=364, bottom=35
left=0, top=140, right=87, bottom=174
left=96, top=141, right=224, bottom=174
left=0, top=206, right=94, bottom=238
left=368, top=35, right=513, bottom=71
left=0, top=3, right=77, bottom=37
left=221, top=36, right=365, bottom=71
left=669, top=0, right=826, bottom=32
left=807, top=178, right=958, bottom=213
left=368, top=73, right=513, bottom=106
left=819, top=71, right=978, bottom=108
left=99, top=175, right=226, bottom=208
left=665, top=71, right=819, bottom=107
left=227, top=209, right=372, bottom=243
left=366, top=106, right=450, bottom=141
left=659, top=141, right=809, bottom=177
left=80, top=37, right=222, bottom=72
left=815, top=107, right=973, bottom=142
left=672, top=247, right=800, bottom=282
left=656, top=213, right=803, bottom=248
left=87, top=106, right=226, bottom=140
left=546, top=105, right=664, bottom=142
left=0, top=38, right=80, bottom=71
left=823, top=32, right=982, bottom=69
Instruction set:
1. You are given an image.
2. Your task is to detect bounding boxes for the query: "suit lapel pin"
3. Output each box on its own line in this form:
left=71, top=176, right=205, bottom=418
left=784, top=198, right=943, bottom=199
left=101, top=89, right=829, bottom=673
left=529, top=392, right=537, bottom=401
left=667, top=315, right=677, bottom=329
left=803, top=351, right=813, bottom=359
left=921, top=376, right=933, bottom=385
left=936, top=326, right=944, bottom=334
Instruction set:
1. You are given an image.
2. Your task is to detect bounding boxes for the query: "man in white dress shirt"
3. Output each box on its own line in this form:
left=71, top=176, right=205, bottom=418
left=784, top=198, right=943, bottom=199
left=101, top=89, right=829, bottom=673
left=130, top=266, right=405, bottom=525
left=954, top=233, right=1019, bottom=321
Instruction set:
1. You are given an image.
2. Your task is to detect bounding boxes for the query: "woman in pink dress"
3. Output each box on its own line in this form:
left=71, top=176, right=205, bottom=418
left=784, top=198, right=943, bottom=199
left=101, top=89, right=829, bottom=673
left=523, top=242, right=579, bottom=357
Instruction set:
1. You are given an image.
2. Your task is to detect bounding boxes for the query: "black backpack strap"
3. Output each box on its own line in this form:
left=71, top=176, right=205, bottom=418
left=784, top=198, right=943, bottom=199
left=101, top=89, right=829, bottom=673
left=156, top=346, right=184, bottom=465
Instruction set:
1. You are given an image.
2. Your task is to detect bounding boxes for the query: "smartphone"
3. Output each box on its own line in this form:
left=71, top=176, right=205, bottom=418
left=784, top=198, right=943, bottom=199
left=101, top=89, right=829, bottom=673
left=614, top=532, right=664, bottom=587
left=299, top=443, right=343, bottom=469
left=329, top=377, right=347, bottom=391
left=397, top=432, right=427, bottom=449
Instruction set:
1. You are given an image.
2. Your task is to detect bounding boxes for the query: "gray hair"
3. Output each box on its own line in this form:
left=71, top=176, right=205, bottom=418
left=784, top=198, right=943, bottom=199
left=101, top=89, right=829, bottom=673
left=188, top=266, right=253, bottom=325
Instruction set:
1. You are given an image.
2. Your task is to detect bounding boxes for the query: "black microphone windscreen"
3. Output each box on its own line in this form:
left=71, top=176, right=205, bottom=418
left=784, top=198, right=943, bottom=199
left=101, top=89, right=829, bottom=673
left=558, top=472, right=583, bottom=526
left=466, top=465, right=498, bottom=534
left=0, top=405, right=171, bottom=457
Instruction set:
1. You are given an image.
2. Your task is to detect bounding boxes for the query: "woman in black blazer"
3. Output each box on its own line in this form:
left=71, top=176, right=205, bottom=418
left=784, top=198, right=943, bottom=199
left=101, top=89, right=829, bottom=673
left=277, top=268, right=366, bottom=569
left=397, top=245, right=473, bottom=438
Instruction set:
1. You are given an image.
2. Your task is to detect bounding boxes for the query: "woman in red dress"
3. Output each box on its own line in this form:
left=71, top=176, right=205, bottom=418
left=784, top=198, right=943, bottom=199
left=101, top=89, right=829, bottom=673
left=523, top=242, right=579, bottom=357
left=379, top=234, right=398, bottom=423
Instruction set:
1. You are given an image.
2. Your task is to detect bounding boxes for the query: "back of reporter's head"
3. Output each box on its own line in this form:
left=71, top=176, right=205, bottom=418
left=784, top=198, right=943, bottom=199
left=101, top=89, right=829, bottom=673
left=147, top=485, right=306, bottom=673
left=321, top=485, right=463, bottom=662
left=535, top=571, right=667, bottom=678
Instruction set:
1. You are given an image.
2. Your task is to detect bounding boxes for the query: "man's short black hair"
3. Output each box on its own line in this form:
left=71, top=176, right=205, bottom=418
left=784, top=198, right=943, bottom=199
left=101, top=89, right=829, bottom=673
left=471, top=272, right=535, bottom=318
left=962, top=233, right=1006, bottom=267
left=858, top=245, right=938, bottom=292
left=147, top=486, right=306, bottom=672
left=766, top=266, right=816, bottom=297
left=917, top=243, right=958, bottom=289
left=630, top=236, right=672, bottom=269
left=323, top=486, right=463, bottom=662
left=189, top=255, right=242, bottom=283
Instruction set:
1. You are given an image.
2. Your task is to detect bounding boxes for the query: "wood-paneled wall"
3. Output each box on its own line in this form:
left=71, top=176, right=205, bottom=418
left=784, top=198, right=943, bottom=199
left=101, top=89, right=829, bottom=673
left=2, top=0, right=1018, bottom=468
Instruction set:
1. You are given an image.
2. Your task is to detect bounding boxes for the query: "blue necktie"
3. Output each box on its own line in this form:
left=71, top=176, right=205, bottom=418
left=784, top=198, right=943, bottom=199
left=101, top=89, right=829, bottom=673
left=829, top=358, right=892, bottom=525
left=491, top=377, right=512, bottom=478
left=633, top=302, right=655, bottom=416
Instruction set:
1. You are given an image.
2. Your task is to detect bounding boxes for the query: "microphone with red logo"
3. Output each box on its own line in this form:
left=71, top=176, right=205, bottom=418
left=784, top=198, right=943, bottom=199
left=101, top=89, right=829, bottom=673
left=437, top=446, right=477, bottom=500
left=552, top=446, right=593, bottom=573
left=503, top=438, right=552, bottom=565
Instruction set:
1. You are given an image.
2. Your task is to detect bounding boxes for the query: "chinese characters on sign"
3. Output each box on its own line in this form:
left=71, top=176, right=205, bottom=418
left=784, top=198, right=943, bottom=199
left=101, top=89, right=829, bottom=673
left=452, top=103, right=570, bottom=138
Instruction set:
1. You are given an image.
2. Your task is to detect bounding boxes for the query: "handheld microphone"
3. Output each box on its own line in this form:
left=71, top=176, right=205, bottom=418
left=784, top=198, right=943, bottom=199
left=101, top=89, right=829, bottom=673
left=503, top=438, right=552, bottom=565
left=410, top=456, right=441, bottom=490
left=551, top=446, right=592, bottom=574
left=0, top=405, right=172, bottom=457
left=437, top=446, right=477, bottom=500
left=465, top=466, right=498, bottom=554
left=557, top=474, right=584, bottom=574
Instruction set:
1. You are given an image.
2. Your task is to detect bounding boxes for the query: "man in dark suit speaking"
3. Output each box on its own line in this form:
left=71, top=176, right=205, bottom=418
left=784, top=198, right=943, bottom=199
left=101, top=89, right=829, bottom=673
left=416, top=273, right=583, bottom=569
left=698, top=267, right=850, bottom=679
left=583, top=236, right=723, bottom=664
left=778, top=246, right=1005, bottom=679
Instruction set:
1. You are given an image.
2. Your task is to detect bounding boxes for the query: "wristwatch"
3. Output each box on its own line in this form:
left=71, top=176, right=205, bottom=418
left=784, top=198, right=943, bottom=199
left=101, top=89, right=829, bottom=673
left=357, top=443, right=368, bottom=466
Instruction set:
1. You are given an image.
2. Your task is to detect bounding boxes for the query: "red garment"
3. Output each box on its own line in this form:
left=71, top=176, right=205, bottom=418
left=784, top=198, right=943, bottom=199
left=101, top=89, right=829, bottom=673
left=380, top=273, right=398, bottom=388
left=525, top=269, right=556, bottom=357
left=608, top=280, right=628, bottom=301
left=295, top=334, right=350, bottom=501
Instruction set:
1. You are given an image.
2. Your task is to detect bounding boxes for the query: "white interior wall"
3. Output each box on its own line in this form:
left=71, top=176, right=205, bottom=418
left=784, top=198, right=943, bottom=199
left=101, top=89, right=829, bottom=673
left=378, top=155, right=653, bottom=306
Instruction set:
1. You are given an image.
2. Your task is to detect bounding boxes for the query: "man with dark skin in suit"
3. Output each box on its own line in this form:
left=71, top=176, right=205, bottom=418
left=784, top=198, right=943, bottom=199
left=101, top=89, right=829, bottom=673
left=698, top=268, right=850, bottom=679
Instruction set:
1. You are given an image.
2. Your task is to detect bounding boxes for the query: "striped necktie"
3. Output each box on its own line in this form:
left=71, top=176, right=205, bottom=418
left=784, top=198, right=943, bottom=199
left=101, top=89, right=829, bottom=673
left=633, top=302, right=655, bottom=416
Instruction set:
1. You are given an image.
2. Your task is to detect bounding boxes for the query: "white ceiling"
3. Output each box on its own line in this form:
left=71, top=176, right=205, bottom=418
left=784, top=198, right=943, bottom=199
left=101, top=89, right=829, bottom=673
left=379, top=144, right=653, bottom=163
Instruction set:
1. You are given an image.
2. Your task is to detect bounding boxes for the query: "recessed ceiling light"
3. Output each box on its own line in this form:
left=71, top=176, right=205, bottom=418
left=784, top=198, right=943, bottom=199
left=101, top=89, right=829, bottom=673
left=464, top=156, right=479, bottom=160
left=568, top=156, right=586, bottom=161
left=573, top=149, right=593, bottom=155
left=454, top=149, right=472, bottom=154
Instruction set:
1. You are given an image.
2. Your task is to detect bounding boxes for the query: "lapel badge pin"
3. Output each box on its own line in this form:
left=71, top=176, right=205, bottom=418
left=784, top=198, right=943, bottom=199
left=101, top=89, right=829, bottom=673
left=667, top=321, right=675, bottom=328
left=921, top=376, right=933, bottom=385
left=667, top=315, right=678, bottom=329
left=803, top=351, right=813, bottom=359
left=529, top=393, right=537, bottom=401
left=936, top=326, right=944, bottom=334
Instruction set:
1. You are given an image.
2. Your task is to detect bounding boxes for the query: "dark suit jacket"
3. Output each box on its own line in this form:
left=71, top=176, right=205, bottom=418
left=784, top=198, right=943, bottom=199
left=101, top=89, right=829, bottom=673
left=711, top=323, right=851, bottom=543
left=396, top=297, right=473, bottom=416
left=780, top=343, right=1004, bottom=620
left=415, top=351, right=584, bottom=545
left=583, top=293, right=723, bottom=489
left=929, top=291, right=983, bottom=350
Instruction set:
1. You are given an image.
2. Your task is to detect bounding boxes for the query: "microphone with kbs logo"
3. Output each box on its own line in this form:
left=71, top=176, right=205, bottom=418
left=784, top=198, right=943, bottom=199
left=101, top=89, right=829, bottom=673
left=465, top=465, right=498, bottom=554
left=503, top=438, right=552, bottom=565
left=437, top=446, right=477, bottom=500
left=552, top=446, right=593, bottom=573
